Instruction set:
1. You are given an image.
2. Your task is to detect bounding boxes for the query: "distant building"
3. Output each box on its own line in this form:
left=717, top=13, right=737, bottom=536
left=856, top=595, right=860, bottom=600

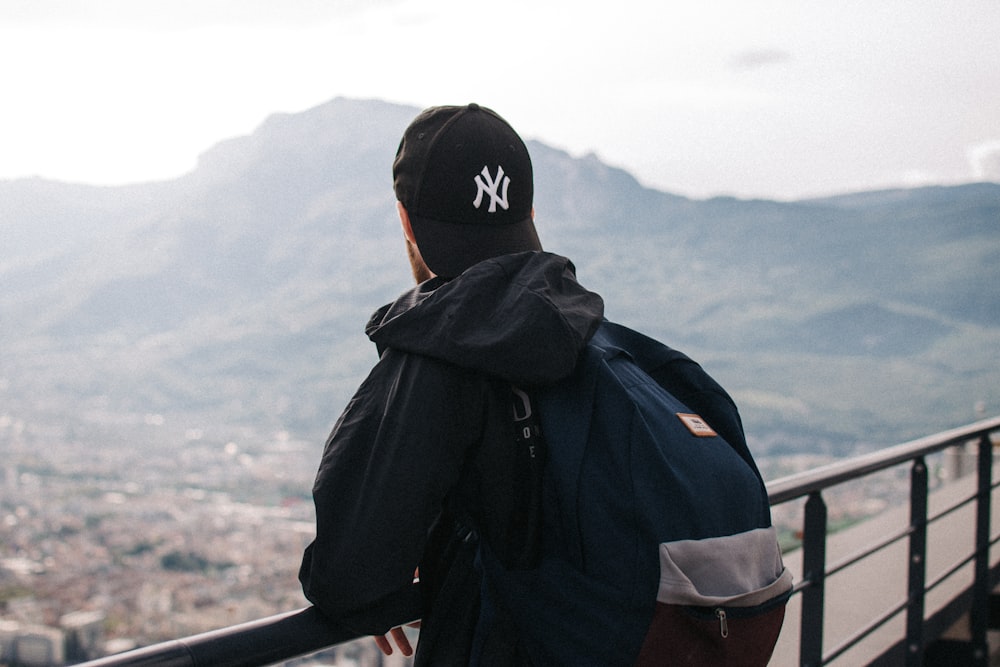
left=0, top=610, right=105, bottom=666
left=60, top=610, right=106, bottom=663
left=0, top=620, right=19, bottom=664
left=6, top=623, right=65, bottom=667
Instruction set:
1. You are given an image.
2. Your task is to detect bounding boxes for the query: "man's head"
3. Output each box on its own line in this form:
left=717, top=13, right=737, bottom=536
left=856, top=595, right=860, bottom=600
left=393, top=103, right=541, bottom=280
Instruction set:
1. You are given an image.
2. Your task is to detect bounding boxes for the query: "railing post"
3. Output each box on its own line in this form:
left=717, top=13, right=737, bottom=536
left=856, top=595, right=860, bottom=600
left=969, top=434, right=993, bottom=665
left=906, top=457, right=928, bottom=666
left=800, top=491, right=828, bottom=667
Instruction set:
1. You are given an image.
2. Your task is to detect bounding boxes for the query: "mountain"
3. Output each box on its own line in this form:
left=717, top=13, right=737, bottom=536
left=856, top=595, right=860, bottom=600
left=1, top=97, right=998, bottom=464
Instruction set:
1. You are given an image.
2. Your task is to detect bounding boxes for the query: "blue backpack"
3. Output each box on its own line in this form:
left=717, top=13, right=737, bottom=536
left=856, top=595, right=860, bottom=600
left=477, top=321, right=792, bottom=666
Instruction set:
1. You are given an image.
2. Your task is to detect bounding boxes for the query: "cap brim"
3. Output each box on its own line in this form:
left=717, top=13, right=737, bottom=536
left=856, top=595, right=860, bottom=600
left=410, top=214, right=542, bottom=279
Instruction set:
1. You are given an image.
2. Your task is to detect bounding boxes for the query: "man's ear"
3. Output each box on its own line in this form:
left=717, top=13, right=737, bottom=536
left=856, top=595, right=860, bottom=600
left=398, top=201, right=417, bottom=245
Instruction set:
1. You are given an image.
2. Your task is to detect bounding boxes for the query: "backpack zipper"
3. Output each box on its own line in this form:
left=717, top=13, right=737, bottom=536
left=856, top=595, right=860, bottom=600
left=715, top=608, right=729, bottom=638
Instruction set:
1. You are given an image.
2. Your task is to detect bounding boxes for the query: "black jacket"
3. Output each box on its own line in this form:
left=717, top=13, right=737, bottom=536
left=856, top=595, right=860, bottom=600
left=299, top=252, right=604, bottom=657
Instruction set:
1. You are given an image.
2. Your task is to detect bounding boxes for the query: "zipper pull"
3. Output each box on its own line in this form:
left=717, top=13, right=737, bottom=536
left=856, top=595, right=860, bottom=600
left=715, top=608, right=729, bottom=638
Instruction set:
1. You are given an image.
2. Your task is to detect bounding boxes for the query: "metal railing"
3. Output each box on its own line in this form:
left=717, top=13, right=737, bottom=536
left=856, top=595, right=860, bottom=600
left=767, top=415, right=1000, bottom=666
left=75, top=607, right=354, bottom=667
left=78, top=415, right=1000, bottom=667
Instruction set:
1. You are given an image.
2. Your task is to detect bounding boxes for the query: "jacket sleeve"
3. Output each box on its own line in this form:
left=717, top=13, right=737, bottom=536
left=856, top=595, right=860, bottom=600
left=298, top=349, right=486, bottom=636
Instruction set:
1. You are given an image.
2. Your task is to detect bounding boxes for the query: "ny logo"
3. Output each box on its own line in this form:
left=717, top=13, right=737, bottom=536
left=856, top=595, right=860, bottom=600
left=473, top=165, right=510, bottom=213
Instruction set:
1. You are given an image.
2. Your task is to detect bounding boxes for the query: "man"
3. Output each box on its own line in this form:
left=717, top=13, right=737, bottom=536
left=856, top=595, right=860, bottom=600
left=299, top=104, right=787, bottom=665
left=299, top=103, right=605, bottom=664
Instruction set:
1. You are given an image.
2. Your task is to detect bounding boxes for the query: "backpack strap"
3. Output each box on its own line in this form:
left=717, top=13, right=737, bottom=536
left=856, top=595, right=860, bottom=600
left=534, top=342, right=605, bottom=568
left=486, top=385, right=548, bottom=570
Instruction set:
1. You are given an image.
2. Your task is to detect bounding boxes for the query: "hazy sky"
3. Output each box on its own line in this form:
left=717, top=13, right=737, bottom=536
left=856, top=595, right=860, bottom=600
left=1, top=0, right=998, bottom=200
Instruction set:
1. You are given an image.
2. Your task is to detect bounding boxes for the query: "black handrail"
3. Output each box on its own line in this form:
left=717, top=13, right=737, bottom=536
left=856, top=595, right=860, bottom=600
left=767, top=416, right=1000, bottom=504
left=76, top=415, right=1000, bottom=667
left=76, top=607, right=355, bottom=667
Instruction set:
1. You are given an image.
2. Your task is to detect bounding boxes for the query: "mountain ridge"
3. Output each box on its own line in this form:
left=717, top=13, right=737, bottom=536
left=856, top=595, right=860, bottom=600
left=1, top=97, right=998, bottom=462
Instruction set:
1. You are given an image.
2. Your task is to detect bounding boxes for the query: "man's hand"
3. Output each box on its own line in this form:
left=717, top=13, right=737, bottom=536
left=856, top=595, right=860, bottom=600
left=374, top=622, right=420, bottom=656
left=373, top=568, right=421, bottom=656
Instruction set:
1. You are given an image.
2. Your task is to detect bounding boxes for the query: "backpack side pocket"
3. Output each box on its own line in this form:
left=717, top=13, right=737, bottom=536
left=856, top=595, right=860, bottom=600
left=636, top=527, right=793, bottom=666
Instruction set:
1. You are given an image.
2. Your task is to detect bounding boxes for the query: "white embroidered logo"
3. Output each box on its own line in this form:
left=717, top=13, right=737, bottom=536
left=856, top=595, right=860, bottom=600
left=473, top=165, right=510, bottom=213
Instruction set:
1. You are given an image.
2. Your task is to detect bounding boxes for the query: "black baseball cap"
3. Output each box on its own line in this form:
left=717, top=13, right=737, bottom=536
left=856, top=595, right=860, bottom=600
left=392, top=103, right=541, bottom=278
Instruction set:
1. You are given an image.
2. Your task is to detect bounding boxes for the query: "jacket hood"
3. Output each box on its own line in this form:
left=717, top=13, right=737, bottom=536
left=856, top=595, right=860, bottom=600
left=365, top=252, right=604, bottom=385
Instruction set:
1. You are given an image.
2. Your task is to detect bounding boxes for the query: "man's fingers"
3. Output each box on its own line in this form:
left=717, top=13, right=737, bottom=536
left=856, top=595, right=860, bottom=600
left=373, top=627, right=414, bottom=657
left=390, top=626, right=414, bottom=656
left=373, top=634, right=393, bottom=655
